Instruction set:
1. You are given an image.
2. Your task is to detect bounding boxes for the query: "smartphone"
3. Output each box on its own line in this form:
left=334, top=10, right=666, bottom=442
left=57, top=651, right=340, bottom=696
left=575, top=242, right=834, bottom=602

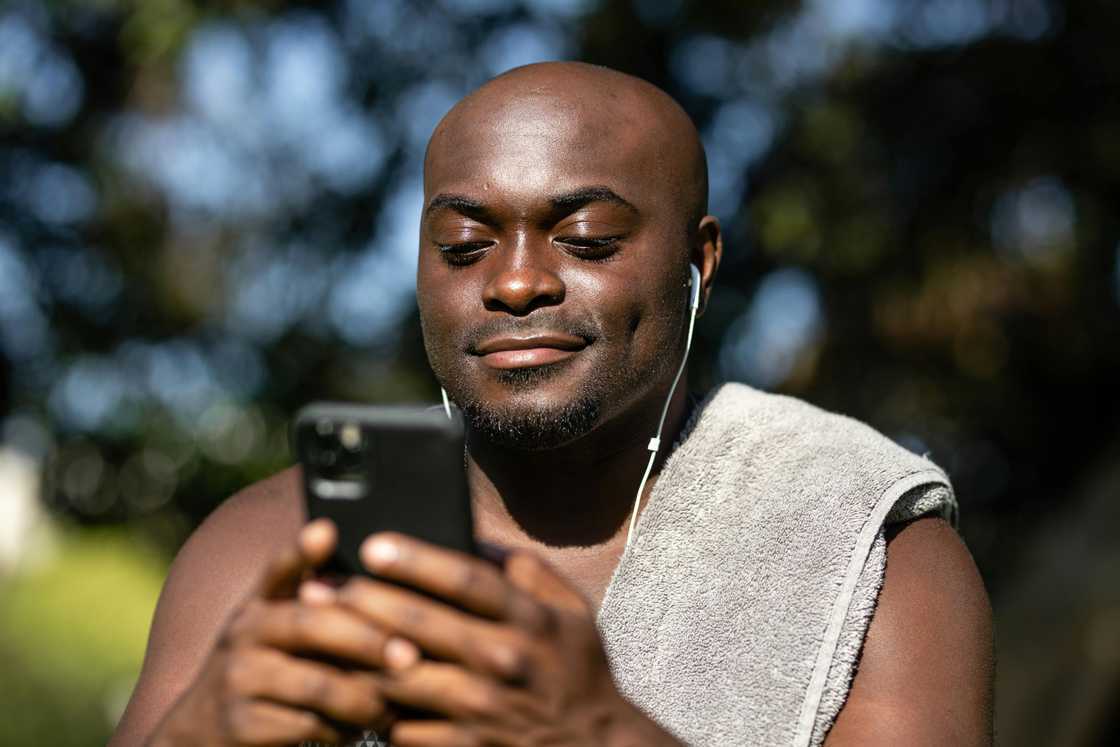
left=293, top=402, right=475, bottom=576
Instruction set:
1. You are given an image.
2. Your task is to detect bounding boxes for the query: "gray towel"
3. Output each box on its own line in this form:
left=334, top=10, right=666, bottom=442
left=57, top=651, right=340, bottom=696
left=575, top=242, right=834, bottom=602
left=597, top=382, right=956, bottom=746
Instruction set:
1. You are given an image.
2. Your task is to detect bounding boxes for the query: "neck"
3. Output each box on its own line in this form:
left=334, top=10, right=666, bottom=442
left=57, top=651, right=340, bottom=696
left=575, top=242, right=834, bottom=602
left=465, top=380, right=693, bottom=551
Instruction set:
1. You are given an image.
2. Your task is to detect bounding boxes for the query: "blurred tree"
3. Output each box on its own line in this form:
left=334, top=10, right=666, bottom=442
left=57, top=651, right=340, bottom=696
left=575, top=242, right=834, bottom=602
left=738, top=0, right=1120, bottom=594
left=1, top=0, right=1119, bottom=744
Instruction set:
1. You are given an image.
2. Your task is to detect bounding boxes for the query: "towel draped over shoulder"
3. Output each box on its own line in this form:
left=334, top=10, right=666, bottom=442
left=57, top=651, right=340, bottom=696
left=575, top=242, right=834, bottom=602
left=597, top=382, right=956, bottom=746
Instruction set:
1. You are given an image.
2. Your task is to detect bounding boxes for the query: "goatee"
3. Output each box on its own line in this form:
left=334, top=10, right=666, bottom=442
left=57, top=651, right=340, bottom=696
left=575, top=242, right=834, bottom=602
left=450, top=363, right=604, bottom=450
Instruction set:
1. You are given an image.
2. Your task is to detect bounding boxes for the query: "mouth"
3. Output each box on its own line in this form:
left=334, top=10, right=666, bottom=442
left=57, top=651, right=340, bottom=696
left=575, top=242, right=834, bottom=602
left=471, top=332, right=589, bottom=370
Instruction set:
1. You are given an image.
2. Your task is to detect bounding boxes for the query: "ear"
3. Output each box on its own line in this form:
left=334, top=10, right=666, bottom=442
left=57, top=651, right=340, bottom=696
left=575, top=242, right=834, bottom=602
left=691, top=215, right=722, bottom=317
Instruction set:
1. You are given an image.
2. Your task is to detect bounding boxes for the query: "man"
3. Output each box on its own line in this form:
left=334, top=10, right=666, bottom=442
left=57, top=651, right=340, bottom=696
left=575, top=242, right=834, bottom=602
left=111, top=62, right=993, bottom=746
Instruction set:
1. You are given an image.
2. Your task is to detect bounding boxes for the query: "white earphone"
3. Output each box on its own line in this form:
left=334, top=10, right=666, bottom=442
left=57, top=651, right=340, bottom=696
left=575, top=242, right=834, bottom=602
left=440, top=263, right=702, bottom=550
left=441, top=386, right=453, bottom=419
left=624, top=262, right=701, bottom=549
left=688, top=261, right=702, bottom=311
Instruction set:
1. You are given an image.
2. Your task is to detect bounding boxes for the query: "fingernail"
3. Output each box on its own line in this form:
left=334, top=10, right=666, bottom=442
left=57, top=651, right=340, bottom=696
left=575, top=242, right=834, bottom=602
left=305, top=518, right=333, bottom=537
left=384, top=637, right=419, bottom=670
left=362, top=537, right=399, bottom=569
left=299, top=580, right=336, bottom=606
left=301, top=519, right=336, bottom=550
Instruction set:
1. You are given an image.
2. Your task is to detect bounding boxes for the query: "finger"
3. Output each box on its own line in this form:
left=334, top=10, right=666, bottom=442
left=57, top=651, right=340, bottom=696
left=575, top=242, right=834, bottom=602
left=384, top=636, right=422, bottom=671
left=298, top=579, right=337, bottom=606
left=299, top=518, right=338, bottom=567
left=232, top=600, right=392, bottom=669
left=260, top=519, right=337, bottom=599
left=475, top=540, right=511, bottom=566
left=380, top=661, right=505, bottom=723
left=226, top=699, right=343, bottom=745
left=233, top=647, right=390, bottom=730
left=360, top=532, right=514, bottom=619
left=339, top=577, right=531, bottom=681
left=505, top=551, right=588, bottom=616
left=391, top=720, right=480, bottom=747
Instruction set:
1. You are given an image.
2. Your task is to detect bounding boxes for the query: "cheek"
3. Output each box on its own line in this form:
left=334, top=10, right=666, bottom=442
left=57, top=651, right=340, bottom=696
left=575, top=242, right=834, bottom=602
left=418, top=264, right=471, bottom=333
left=417, top=267, right=467, bottom=366
left=630, top=274, right=690, bottom=357
left=573, top=269, right=678, bottom=352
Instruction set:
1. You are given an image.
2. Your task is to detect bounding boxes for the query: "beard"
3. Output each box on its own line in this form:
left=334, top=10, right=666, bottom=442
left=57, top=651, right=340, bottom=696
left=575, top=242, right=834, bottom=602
left=424, top=311, right=678, bottom=451
left=448, top=361, right=610, bottom=450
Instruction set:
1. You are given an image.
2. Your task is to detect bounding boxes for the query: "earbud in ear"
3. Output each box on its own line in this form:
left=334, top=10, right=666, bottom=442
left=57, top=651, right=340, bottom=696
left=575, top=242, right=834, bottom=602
left=689, top=263, right=702, bottom=311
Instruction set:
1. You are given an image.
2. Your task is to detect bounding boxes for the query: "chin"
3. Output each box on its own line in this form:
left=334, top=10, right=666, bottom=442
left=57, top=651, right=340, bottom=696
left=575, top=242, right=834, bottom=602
left=465, top=397, right=602, bottom=450
left=450, top=363, right=606, bottom=451
left=491, top=360, right=570, bottom=388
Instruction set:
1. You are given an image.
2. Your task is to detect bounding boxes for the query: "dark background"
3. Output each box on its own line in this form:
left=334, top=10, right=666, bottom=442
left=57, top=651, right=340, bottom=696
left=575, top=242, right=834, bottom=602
left=0, top=0, right=1117, bottom=744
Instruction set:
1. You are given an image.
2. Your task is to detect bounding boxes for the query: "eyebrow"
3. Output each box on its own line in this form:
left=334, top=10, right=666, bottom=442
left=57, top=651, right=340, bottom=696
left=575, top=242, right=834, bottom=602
left=549, top=186, right=639, bottom=216
left=424, top=185, right=639, bottom=223
left=424, top=194, right=492, bottom=223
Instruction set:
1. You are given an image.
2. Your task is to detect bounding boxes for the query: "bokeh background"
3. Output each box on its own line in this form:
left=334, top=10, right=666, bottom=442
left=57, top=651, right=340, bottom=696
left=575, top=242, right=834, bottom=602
left=1, top=0, right=1118, bottom=744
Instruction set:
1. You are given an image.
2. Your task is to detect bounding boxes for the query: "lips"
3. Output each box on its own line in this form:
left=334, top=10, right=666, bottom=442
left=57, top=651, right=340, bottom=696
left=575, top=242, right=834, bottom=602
left=472, top=332, right=589, bottom=370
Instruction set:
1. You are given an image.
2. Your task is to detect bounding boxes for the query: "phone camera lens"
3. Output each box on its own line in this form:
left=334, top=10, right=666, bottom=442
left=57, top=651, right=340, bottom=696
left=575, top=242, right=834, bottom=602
left=340, top=423, right=362, bottom=451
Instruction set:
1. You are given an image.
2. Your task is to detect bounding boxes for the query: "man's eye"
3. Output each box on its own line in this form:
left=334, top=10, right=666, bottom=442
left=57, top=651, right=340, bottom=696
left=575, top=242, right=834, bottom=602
left=437, top=241, right=492, bottom=264
left=557, top=236, right=621, bottom=259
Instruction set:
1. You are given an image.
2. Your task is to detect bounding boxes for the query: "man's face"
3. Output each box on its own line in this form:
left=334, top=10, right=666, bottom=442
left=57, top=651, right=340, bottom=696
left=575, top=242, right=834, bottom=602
left=417, top=93, right=692, bottom=450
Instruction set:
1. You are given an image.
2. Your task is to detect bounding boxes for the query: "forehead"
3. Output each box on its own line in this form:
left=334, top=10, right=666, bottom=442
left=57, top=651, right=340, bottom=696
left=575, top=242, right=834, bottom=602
left=424, top=92, right=676, bottom=210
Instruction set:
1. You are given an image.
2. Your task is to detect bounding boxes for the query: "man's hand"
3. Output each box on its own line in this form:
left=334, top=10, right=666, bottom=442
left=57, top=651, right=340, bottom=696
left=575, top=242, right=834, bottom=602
left=147, top=520, right=401, bottom=747
left=334, top=533, right=682, bottom=747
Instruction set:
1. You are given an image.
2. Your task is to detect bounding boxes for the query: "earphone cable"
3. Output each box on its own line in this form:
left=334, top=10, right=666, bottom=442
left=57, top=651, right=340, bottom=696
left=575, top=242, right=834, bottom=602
left=624, top=295, right=698, bottom=550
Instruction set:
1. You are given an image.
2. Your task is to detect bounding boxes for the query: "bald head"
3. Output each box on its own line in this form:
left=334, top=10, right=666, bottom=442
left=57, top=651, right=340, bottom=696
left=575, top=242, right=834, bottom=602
left=425, top=62, right=708, bottom=230
left=416, top=63, right=722, bottom=451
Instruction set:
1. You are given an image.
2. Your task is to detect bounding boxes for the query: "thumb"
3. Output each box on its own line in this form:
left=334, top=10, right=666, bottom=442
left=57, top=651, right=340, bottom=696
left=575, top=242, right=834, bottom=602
left=261, top=518, right=337, bottom=598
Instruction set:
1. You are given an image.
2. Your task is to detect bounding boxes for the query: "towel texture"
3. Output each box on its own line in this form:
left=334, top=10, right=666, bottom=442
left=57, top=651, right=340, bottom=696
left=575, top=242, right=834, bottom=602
left=596, top=382, right=955, bottom=746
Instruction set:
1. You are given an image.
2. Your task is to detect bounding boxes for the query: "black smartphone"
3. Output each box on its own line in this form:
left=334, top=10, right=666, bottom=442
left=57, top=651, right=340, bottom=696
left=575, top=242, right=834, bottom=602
left=293, top=402, right=475, bottom=576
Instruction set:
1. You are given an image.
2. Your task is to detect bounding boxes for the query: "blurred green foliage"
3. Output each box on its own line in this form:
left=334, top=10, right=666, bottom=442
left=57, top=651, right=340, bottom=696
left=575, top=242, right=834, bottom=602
left=0, top=526, right=165, bottom=745
left=1, top=0, right=1118, bottom=744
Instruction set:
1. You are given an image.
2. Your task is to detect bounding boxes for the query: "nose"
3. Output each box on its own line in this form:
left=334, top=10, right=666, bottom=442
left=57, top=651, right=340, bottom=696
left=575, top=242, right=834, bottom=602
left=481, top=250, right=566, bottom=316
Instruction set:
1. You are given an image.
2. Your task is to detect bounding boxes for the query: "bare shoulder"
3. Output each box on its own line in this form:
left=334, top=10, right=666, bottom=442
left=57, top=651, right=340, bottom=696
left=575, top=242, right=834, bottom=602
left=179, top=465, right=306, bottom=574
left=151, top=464, right=305, bottom=655
left=111, top=466, right=305, bottom=745
left=825, top=516, right=994, bottom=746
